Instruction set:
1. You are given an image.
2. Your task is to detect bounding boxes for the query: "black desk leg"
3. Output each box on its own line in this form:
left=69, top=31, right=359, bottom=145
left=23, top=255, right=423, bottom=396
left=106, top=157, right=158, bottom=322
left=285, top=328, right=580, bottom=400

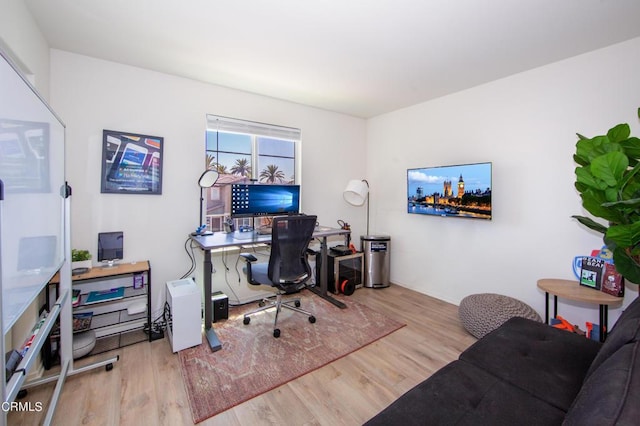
left=599, top=305, right=607, bottom=342
left=544, top=292, right=549, bottom=324
left=147, top=265, right=152, bottom=342
left=203, top=249, right=222, bottom=351
left=553, top=295, right=558, bottom=319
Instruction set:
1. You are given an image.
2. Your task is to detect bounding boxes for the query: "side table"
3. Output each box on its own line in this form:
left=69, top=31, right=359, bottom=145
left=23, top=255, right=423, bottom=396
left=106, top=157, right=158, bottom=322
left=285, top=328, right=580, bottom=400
left=537, top=278, right=623, bottom=342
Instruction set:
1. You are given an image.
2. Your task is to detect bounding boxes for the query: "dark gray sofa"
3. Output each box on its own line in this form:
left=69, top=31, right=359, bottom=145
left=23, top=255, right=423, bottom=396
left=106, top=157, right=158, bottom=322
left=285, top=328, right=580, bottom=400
left=366, top=295, right=640, bottom=425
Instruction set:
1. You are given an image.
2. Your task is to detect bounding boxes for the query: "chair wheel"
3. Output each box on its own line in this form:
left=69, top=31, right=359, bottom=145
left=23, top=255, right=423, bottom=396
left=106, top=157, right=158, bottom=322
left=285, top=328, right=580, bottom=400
left=309, top=316, right=316, bottom=324
left=243, top=317, right=250, bottom=325
left=273, top=329, right=281, bottom=338
left=294, top=300, right=301, bottom=308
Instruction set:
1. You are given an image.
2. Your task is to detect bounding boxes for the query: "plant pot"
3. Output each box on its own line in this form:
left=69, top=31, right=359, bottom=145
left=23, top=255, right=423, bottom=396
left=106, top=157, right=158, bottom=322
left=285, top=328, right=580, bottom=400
left=71, top=260, right=92, bottom=271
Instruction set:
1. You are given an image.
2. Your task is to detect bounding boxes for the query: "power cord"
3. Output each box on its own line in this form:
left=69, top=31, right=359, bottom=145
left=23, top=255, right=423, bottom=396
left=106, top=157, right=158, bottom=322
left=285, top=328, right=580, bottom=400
left=180, top=237, right=198, bottom=279
left=144, top=306, right=169, bottom=340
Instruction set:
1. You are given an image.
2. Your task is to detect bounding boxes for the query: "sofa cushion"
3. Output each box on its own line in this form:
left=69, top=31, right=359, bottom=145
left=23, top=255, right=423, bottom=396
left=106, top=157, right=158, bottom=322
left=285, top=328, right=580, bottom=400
left=459, top=316, right=601, bottom=412
left=563, top=340, right=640, bottom=426
left=364, top=360, right=566, bottom=426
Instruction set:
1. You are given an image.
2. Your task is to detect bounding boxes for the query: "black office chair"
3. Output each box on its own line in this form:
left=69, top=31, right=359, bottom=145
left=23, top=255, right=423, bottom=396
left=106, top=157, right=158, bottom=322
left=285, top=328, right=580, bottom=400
left=240, top=214, right=318, bottom=338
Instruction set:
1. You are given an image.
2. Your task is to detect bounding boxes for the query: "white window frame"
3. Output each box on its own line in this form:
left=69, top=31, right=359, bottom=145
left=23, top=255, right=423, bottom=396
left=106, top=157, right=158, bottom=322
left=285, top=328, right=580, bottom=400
left=205, top=115, right=302, bottom=231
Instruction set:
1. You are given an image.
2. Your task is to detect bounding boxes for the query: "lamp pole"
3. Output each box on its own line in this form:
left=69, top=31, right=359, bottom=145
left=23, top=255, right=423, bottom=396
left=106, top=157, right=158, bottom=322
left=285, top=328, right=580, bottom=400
left=199, top=186, right=206, bottom=227
left=363, top=180, right=370, bottom=236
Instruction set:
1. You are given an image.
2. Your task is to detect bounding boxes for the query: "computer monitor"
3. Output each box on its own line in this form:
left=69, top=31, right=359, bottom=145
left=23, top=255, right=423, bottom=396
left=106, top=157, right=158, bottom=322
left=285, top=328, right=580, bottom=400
left=98, top=231, right=124, bottom=266
left=230, top=184, right=301, bottom=218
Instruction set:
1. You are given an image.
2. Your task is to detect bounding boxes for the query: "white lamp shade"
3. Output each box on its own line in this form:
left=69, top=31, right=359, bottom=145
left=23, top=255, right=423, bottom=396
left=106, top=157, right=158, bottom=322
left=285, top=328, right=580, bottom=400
left=343, top=179, right=369, bottom=206
left=198, top=169, right=219, bottom=188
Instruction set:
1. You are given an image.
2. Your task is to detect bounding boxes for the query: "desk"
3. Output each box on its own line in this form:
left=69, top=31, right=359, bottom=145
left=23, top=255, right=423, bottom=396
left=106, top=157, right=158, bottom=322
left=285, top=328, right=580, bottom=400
left=537, top=278, right=623, bottom=342
left=190, top=225, right=350, bottom=351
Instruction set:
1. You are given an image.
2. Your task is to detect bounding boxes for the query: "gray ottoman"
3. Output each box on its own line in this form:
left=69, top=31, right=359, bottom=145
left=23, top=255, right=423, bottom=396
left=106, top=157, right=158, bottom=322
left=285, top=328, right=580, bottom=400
left=459, top=293, right=542, bottom=339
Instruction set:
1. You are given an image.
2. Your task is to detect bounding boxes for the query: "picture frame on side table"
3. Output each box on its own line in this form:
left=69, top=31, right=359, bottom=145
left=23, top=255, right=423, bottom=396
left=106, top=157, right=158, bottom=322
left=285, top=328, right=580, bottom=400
left=100, top=129, right=163, bottom=194
left=579, top=256, right=604, bottom=290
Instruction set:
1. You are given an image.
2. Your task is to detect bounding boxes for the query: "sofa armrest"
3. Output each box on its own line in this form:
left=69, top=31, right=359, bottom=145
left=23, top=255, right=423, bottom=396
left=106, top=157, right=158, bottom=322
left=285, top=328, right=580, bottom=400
left=564, top=340, right=640, bottom=426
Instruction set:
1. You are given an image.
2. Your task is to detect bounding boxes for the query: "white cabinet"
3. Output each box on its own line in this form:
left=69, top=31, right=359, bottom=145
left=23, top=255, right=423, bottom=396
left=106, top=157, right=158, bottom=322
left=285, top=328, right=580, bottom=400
left=166, top=279, right=202, bottom=352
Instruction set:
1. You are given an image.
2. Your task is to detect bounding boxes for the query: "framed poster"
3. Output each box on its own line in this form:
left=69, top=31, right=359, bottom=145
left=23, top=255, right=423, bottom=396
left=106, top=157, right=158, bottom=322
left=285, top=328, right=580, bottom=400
left=101, top=130, right=163, bottom=194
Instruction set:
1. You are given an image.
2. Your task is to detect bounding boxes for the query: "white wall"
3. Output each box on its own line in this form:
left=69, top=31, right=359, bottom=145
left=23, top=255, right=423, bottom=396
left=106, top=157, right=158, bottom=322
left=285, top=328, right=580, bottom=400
left=367, top=37, right=640, bottom=326
left=49, top=50, right=367, bottom=316
left=8, top=2, right=639, bottom=336
left=0, top=0, right=50, bottom=97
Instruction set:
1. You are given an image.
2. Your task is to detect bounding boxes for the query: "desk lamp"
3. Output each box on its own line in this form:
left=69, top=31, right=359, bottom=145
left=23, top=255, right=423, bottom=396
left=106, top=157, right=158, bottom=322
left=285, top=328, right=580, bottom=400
left=193, top=169, right=219, bottom=236
left=343, top=179, right=370, bottom=236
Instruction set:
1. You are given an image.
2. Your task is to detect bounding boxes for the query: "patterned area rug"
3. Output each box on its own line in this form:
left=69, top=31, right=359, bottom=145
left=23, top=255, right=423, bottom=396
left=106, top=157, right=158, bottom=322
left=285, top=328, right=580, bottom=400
left=179, top=290, right=405, bottom=423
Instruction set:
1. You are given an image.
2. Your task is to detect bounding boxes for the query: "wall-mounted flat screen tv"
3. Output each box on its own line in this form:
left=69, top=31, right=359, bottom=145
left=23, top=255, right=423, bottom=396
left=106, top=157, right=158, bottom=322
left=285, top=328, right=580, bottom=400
left=407, top=162, right=492, bottom=220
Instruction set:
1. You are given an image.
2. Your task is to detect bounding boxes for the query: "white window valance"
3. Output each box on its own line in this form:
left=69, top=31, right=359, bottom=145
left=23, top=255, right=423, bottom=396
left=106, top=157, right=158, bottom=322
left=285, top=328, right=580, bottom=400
left=206, top=114, right=301, bottom=141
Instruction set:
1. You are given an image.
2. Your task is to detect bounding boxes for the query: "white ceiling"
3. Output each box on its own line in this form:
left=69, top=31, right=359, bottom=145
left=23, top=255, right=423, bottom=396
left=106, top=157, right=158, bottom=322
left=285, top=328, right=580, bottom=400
left=24, top=0, right=640, bottom=118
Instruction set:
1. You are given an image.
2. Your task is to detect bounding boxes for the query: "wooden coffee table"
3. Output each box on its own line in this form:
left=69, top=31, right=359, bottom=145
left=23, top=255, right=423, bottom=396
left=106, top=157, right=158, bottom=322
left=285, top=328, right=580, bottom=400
left=537, top=278, right=623, bottom=342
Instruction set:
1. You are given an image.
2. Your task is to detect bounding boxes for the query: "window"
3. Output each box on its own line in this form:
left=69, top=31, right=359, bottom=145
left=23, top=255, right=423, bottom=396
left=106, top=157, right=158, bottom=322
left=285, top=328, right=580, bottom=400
left=204, top=115, right=301, bottom=231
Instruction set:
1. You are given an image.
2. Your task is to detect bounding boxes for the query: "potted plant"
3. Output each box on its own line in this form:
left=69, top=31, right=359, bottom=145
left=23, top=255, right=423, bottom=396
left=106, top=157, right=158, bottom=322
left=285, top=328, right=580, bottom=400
left=573, top=108, right=640, bottom=288
left=71, top=249, right=92, bottom=271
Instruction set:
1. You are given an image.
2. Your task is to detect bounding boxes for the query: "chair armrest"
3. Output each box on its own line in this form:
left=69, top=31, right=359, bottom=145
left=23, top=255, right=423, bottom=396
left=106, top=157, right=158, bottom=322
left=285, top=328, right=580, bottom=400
left=240, top=253, right=258, bottom=262
left=239, top=253, right=259, bottom=285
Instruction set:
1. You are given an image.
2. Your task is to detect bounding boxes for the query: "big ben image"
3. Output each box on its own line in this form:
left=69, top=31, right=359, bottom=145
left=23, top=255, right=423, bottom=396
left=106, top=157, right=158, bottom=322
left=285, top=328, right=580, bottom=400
left=457, top=174, right=465, bottom=198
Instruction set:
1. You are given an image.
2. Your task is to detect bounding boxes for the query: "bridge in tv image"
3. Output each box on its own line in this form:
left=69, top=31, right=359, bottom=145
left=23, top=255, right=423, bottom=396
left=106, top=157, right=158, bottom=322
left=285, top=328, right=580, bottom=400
left=407, top=162, right=492, bottom=220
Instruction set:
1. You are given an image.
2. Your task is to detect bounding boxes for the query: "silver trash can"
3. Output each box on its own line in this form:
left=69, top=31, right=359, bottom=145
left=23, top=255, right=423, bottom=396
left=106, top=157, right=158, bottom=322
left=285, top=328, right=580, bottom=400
left=361, top=235, right=390, bottom=288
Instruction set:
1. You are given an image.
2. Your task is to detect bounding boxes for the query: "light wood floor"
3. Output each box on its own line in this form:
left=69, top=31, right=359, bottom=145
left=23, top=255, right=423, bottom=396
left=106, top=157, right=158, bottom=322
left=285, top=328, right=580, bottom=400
left=8, top=285, right=477, bottom=425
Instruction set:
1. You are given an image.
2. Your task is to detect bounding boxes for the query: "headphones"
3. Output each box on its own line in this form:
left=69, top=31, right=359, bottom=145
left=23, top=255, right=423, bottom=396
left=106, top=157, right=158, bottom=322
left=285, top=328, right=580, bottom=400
left=338, top=279, right=355, bottom=296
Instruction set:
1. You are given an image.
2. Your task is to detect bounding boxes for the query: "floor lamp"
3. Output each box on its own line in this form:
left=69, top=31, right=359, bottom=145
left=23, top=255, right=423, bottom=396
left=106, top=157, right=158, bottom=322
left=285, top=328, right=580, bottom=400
left=343, top=179, right=370, bottom=236
left=193, top=169, right=219, bottom=236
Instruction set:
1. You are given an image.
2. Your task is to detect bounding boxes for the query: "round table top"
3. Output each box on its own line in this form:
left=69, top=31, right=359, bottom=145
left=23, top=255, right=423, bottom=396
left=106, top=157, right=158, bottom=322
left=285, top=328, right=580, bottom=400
left=537, top=278, right=624, bottom=306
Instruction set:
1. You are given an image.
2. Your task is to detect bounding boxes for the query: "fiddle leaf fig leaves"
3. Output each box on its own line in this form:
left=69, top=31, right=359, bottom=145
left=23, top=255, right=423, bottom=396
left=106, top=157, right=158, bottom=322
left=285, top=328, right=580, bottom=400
left=607, top=123, right=630, bottom=144
left=573, top=111, right=640, bottom=285
left=590, top=151, right=627, bottom=188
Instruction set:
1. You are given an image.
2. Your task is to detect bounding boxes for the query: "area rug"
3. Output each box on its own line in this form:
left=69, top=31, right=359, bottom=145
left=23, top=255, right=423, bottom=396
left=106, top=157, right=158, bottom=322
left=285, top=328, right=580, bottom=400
left=179, top=290, right=405, bottom=423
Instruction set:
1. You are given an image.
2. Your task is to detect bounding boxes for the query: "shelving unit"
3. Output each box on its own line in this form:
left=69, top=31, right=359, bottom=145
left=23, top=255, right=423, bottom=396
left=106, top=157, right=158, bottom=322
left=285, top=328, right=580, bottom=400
left=49, top=261, right=151, bottom=357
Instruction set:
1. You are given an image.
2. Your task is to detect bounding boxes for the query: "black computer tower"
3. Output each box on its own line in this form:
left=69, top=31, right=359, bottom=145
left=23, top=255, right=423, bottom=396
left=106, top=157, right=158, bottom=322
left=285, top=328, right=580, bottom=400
left=212, top=291, right=229, bottom=322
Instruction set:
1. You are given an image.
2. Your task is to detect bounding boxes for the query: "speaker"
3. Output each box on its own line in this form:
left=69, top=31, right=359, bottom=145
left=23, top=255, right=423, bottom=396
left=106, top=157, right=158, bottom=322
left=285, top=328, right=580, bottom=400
left=5, top=350, right=22, bottom=381
left=212, top=291, right=229, bottom=322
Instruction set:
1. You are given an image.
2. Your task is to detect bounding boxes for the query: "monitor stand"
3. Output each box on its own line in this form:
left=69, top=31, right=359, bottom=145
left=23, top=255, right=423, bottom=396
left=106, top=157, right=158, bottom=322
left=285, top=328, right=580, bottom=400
left=101, top=260, right=119, bottom=268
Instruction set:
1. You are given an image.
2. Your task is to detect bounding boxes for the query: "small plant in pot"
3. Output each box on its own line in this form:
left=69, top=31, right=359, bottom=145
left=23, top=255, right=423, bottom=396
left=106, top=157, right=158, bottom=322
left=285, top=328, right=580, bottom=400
left=572, top=107, right=640, bottom=289
left=71, top=249, right=92, bottom=271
